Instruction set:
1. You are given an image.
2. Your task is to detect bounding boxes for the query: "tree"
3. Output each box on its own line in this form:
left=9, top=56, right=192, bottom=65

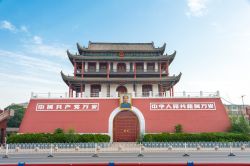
left=5, top=104, right=25, bottom=128
left=230, top=115, right=250, bottom=134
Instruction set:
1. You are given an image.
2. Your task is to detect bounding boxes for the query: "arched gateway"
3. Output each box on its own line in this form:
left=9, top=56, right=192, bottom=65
left=113, top=111, right=139, bottom=142
left=108, top=106, right=145, bottom=142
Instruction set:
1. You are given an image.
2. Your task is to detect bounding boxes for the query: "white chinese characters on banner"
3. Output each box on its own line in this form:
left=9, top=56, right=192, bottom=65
left=36, top=103, right=99, bottom=111
left=150, top=102, right=216, bottom=111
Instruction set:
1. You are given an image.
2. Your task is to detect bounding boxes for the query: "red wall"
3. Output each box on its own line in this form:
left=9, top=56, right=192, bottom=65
left=2, top=163, right=250, bottom=166
left=19, top=98, right=230, bottom=133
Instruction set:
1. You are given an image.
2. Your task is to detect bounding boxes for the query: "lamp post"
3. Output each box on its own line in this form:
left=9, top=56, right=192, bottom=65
left=241, top=95, right=245, bottom=114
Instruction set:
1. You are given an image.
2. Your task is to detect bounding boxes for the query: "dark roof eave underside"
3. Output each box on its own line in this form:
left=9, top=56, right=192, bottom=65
left=61, top=72, right=181, bottom=85
left=67, top=52, right=176, bottom=65
left=79, top=49, right=164, bottom=53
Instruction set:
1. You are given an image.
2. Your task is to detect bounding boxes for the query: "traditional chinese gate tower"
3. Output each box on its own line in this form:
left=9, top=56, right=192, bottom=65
left=61, top=42, right=181, bottom=98
left=19, top=41, right=230, bottom=142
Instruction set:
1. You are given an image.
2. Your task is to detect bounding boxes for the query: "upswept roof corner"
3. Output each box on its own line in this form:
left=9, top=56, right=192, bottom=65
left=67, top=50, right=75, bottom=64
left=77, top=42, right=85, bottom=55
left=175, top=72, right=182, bottom=84
left=160, top=43, right=166, bottom=54
left=61, top=71, right=70, bottom=86
left=167, top=50, right=176, bottom=64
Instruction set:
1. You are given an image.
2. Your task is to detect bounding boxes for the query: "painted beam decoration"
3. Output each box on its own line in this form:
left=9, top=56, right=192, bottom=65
left=119, top=94, right=132, bottom=111
left=150, top=102, right=216, bottom=111
left=36, top=103, right=99, bottom=111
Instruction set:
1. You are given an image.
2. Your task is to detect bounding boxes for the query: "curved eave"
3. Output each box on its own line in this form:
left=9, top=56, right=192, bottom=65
left=61, top=71, right=70, bottom=86
left=67, top=54, right=175, bottom=62
left=167, top=51, right=176, bottom=64
left=77, top=42, right=86, bottom=55
left=159, top=43, right=166, bottom=54
left=67, top=50, right=75, bottom=65
left=76, top=42, right=166, bottom=54
left=172, top=72, right=182, bottom=86
left=60, top=72, right=182, bottom=84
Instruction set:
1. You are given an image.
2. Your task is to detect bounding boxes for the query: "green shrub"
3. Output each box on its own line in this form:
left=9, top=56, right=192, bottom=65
left=54, top=128, right=64, bottom=134
left=143, top=132, right=250, bottom=142
left=7, top=133, right=110, bottom=143
left=175, top=124, right=183, bottom=133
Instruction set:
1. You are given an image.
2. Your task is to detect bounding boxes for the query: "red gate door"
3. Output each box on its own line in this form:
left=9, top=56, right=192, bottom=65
left=113, top=111, right=139, bottom=142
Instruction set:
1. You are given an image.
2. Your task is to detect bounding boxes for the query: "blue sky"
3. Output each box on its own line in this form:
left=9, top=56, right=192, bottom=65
left=0, top=0, right=250, bottom=108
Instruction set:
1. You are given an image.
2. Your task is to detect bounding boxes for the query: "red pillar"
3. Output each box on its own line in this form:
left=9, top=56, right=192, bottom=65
left=80, top=84, right=83, bottom=98
left=81, top=62, right=84, bottom=78
left=74, top=61, right=76, bottom=79
left=0, top=127, right=6, bottom=145
left=159, top=62, right=162, bottom=79
left=75, top=88, right=77, bottom=98
left=166, top=60, right=169, bottom=76
left=107, top=62, right=110, bottom=79
left=160, top=84, right=163, bottom=96
left=172, top=85, right=174, bottom=97
left=170, top=87, right=172, bottom=97
left=134, top=63, right=136, bottom=79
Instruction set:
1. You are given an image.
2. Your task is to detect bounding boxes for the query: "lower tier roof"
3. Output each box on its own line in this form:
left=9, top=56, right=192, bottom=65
left=61, top=71, right=182, bottom=85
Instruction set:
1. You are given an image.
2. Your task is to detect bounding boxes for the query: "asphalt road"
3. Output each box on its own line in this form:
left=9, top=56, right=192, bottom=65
left=1, top=152, right=250, bottom=164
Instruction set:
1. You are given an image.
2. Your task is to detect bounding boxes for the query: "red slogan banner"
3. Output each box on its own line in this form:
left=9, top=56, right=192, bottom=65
left=36, top=103, right=99, bottom=111
left=150, top=102, right=216, bottom=111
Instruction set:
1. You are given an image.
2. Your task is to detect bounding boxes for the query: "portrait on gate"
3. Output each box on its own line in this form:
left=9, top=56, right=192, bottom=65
left=119, top=94, right=132, bottom=110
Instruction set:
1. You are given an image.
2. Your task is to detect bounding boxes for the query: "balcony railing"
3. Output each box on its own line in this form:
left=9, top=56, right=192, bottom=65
left=75, top=69, right=166, bottom=75
left=31, top=91, right=220, bottom=99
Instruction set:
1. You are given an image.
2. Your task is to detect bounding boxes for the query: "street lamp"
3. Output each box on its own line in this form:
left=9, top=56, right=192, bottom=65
left=241, top=95, right=245, bottom=114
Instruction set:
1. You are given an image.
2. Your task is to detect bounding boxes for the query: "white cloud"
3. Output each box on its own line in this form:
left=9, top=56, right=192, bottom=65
left=33, top=35, right=43, bottom=44
left=0, top=49, right=64, bottom=74
left=0, top=73, right=59, bottom=85
left=20, top=25, right=28, bottom=33
left=0, top=20, right=30, bottom=34
left=186, top=0, right=208, bottom=17
left=23, top=42, right=68, bottom=59
left=0, top=20, right=16, bottom=32
left=0, top=20, right=69, bottom=59
left=19, top=35, right=69, bottom=59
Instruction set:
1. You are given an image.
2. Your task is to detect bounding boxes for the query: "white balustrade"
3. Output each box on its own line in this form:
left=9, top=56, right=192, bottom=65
left=30, top=91, right=220, bottom=99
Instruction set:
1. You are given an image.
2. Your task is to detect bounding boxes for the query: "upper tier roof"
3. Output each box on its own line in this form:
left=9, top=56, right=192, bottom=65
left=77, top=41, right=166, bottom=54
left=67, top=50, right=176, bottom=64
left=89, top=42, right=157, bottom=50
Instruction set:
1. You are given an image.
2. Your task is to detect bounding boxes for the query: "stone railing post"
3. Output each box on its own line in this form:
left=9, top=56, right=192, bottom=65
left=149, top=91, right=152, bottom=97
left=216, top=91, right=220, bottom=97
left=99, top=92, right=102, bottom=98
left=200, top=91, right=203, bottom=97
left=132, top=91, right=135, bottom=98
